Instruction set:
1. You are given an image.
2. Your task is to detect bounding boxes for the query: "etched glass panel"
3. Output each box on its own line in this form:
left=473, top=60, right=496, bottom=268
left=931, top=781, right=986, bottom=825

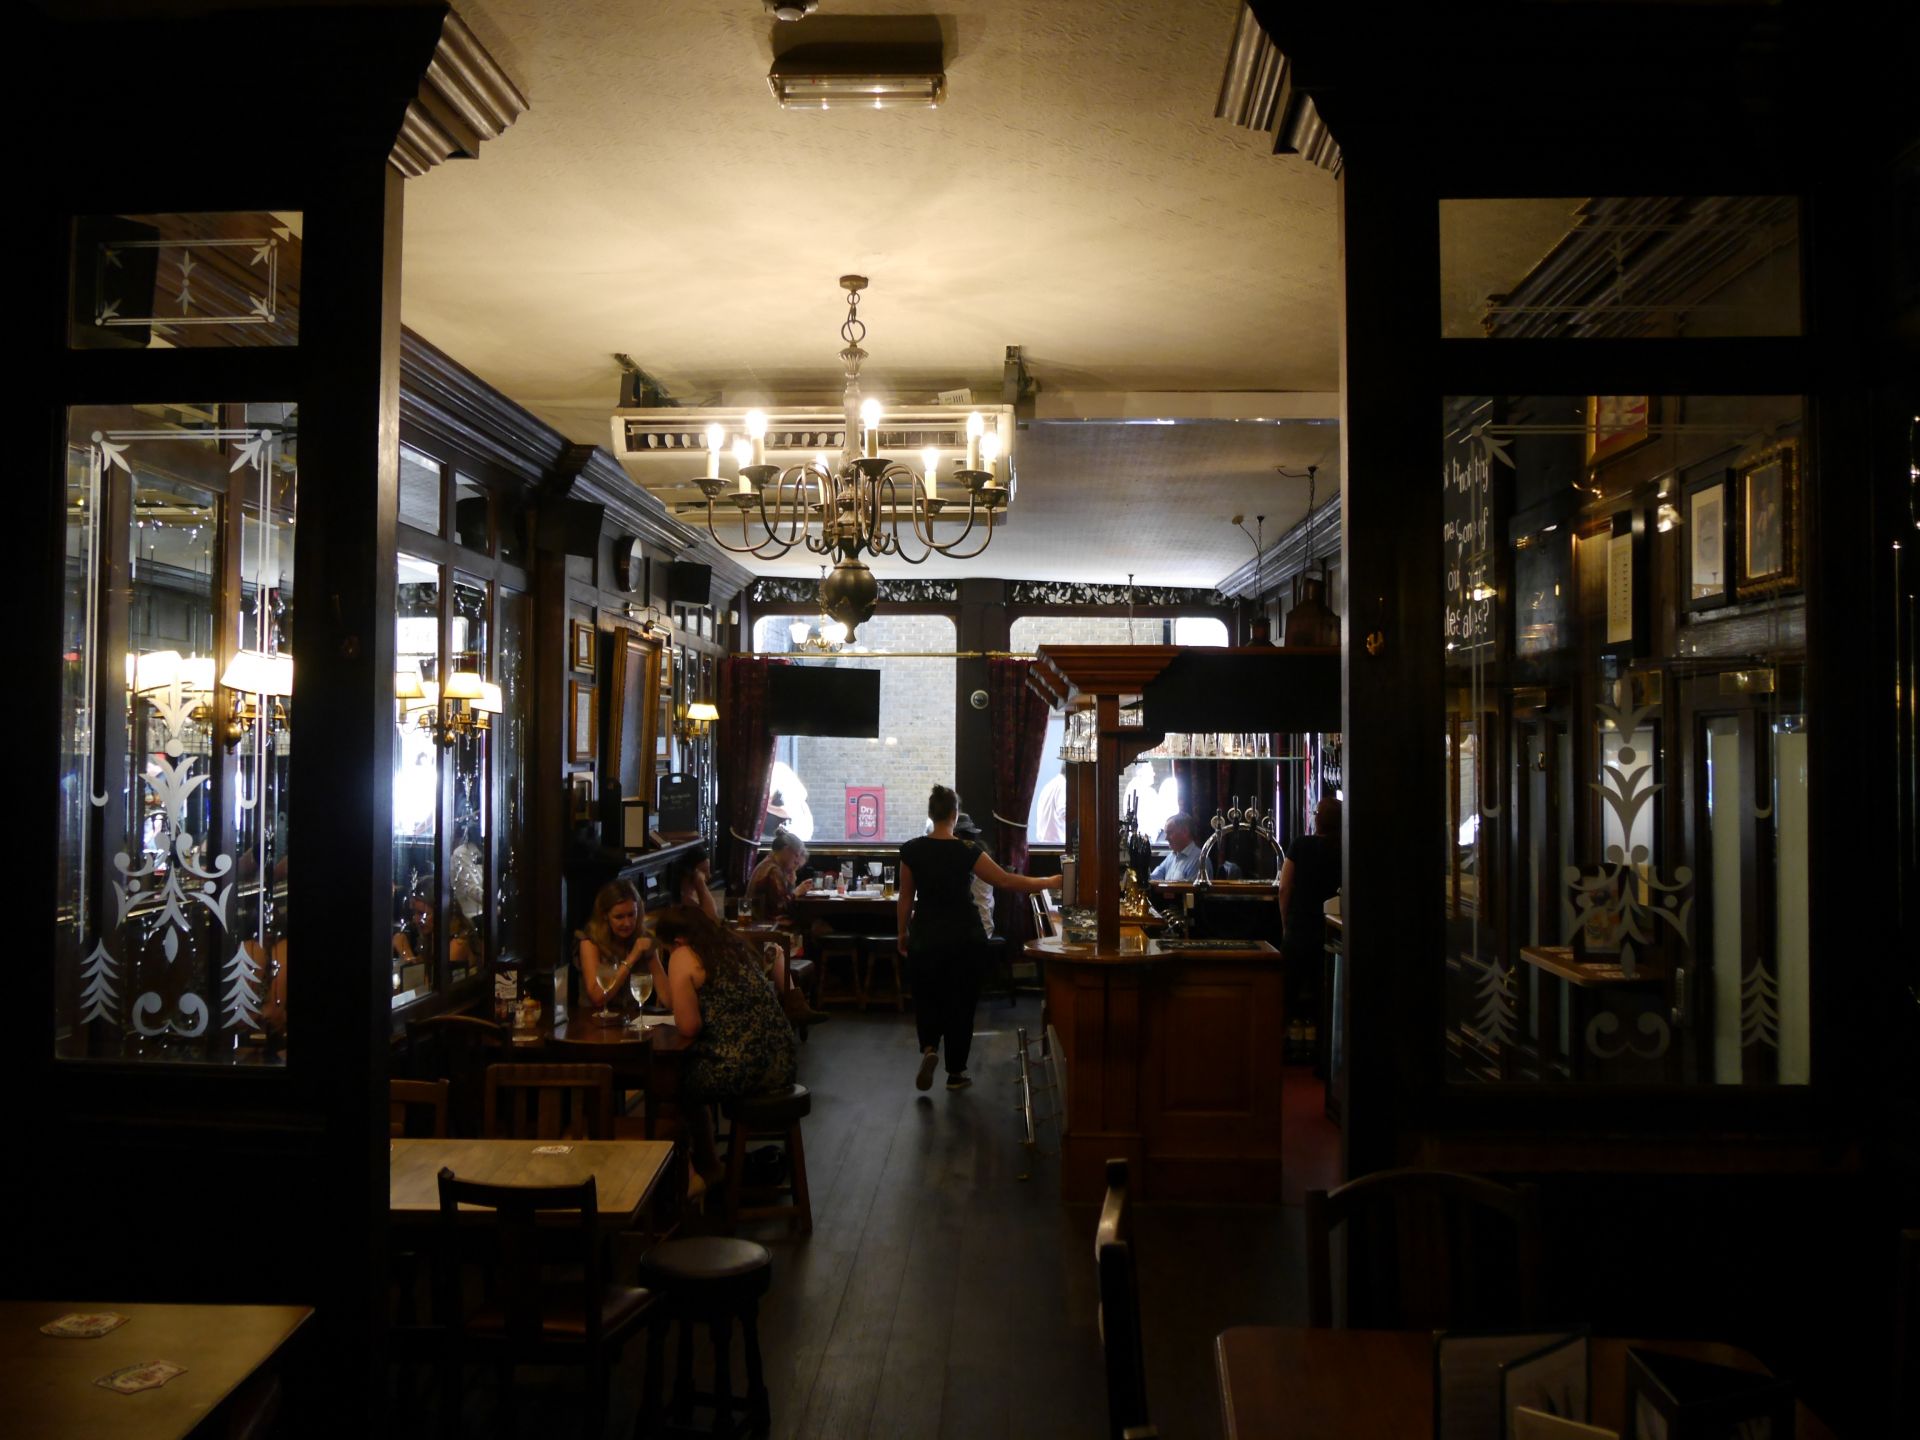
left=71, top=213, right=302, bottom=349
left=393, top=554, right=441, bottom=1008
left=495, top=590, right=531, bottom=964
left=1439, top=197, right=1800, bottom=339
left=1442, top=395, right=1809, bottom=1086
left=454, top=474, right=490, bottom=554
left=57, top=404, right=296, bottom=1064
left=446, top=574, right=491, bottom=985
left=399, top=444, right=442, bottom=536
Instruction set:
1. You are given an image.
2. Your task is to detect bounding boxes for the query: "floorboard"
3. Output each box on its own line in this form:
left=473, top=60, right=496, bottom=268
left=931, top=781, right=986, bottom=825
left=419, top=994, right=1336, bottom=1438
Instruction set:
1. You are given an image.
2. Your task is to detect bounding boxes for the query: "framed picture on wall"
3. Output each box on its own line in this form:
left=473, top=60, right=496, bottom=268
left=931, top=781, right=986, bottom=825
left=570, top=619, right=596, bottom=672
left=1735, top=437, right=1801, bottom=599
left=568, top=680, right=596, bottom=762
left=568, top=771, right=593, bottom=823
left=1583, top=395, right=1652, bottom=468
left=1683, top=472, right=1731, bottom=611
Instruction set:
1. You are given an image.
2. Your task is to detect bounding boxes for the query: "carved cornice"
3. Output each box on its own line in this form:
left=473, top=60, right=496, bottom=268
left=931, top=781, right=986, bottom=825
left=390, top=10, right=529, bottom=179
left=747, top=577, right=959, bottom=609
left=1008, top=581, right=1230, bottom=609
left=397, top=329, right=751, bottom=597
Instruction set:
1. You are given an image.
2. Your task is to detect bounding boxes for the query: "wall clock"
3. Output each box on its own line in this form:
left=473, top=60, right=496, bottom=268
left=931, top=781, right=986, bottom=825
left=611, top=534, right=643, bottom=592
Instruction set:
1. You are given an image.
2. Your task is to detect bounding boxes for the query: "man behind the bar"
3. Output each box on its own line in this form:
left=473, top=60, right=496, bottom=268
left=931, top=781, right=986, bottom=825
left=1150, top=812, right=1203, bottom=882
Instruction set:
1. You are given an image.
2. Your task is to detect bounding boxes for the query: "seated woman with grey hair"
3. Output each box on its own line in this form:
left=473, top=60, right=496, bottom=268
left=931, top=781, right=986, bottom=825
left=746, top=827, right=813, bottom=922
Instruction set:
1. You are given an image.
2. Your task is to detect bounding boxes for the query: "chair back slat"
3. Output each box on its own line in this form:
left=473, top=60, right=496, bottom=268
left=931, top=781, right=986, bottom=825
left=483, top=1063, right=614, bottom=1140
left=405, top=1014, right=507, bottom=1136
left=1306, top=1168, right=1542, bottom=1330
left=389, top=1078, right=449, bottom=1138
left=1095, top=1158, right=1151, bottom=1440
left=434, top=1167, right=602, bottom=1346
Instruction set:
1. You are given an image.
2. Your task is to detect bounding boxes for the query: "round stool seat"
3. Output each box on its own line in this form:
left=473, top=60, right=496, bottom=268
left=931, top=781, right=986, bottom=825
left=724, top=1082, right=812, bottom=1125
left=640, top=1236, right=771, bottom=1285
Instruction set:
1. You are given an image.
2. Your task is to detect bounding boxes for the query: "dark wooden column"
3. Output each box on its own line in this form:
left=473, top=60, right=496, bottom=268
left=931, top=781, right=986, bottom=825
left=1335, top=142, right=1445, bottom=1178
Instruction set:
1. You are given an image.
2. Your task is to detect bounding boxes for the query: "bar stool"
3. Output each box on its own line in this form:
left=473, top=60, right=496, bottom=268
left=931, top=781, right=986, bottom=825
left=861, top=942, right=906, bottom=1011
left=637, top=1237, right=773, bottom=1439
left=811, top=928, right=866, bottom=1007
left=720, top=1083, right=813, bottom=1235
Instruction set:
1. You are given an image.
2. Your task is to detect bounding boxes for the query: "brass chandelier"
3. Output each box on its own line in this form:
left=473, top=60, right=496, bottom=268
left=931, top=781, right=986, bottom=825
left=685, top=276, right=1010, bottom=638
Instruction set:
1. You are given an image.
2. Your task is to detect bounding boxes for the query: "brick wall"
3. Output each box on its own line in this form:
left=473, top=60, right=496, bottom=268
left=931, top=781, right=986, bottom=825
left=754, top=613, right=957, bottom=843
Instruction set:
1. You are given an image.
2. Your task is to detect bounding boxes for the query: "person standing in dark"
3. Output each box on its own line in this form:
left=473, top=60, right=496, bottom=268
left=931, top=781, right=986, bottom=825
left=1278, top=795, right=1342, bottom=1051
left=897, top=785, right=1060, bottom=1092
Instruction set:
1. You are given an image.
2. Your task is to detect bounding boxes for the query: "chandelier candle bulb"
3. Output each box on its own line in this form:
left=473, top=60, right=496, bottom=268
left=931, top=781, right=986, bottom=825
left=746, top=409, right=768, bottom=467
left=704, top=422, right=724, bottom=478
left=860, top=398, right=883, bottom=458
left=921, top=446, right=940, bottom=500
left=732, top=436, right=753, bottom=492
left=966, top=410, right=984, bottom=470
left=981, top=428, right=1002, bottom=477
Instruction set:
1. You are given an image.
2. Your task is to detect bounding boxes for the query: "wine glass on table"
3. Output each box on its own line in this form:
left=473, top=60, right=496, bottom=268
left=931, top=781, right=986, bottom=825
left=629, top=965, right=654, bottom=1019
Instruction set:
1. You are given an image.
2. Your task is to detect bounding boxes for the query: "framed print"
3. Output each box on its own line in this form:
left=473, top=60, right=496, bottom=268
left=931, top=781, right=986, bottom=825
left=659, top=643, right=674, bottom=692
left=1734, top=437, right=1801, bottom=599
left=1683, top=473, right=1731, bottom=611
left=655, top=696, right=672, bottom=760
left=1583, top=395, right=1652, bottom=468
left=568, top=772, right=593, bottom=823
left=570, top=619, right=596, bottom=672
left=568, top=680, right=596, bottom=762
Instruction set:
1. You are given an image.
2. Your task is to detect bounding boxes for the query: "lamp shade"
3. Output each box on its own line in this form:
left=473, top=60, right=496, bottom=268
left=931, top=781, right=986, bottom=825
left=222, top=649, right=293, bottom=697
left=686, top=701, right=719, bottom=723
left=394, top=667, right=425, bottom=701
left=475, top=682, right=504, bottom=715
left=442, top=670, right=484, bottom=701
left=128, top=648, right=182, bottom=694
left=179, top=655, right=216, bottom=696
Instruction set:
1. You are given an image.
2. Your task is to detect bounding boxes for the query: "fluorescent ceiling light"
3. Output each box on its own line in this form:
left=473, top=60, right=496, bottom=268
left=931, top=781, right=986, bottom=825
left=769, top=44, right=945, bottom=109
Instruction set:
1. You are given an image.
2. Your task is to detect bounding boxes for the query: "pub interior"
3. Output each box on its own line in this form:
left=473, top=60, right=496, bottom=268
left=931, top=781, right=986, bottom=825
left=15, top=2, right=1917, bottom=1438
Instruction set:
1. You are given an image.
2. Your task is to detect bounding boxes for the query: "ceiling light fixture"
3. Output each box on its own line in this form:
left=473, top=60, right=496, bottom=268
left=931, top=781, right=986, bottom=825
left=665, top=276, right=1009, bottom=638
left=768, top=44, right=945, bottom=109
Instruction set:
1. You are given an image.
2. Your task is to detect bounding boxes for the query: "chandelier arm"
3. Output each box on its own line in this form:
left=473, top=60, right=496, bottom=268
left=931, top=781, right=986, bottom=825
left=930, top=485, right=985, bottom=551
left=699, top=496, right=793, bottom=558
left=756, top=466, right=809, bottom=546
left=932, top=500, right=999, bottom=560
left=737, top=496, right=801, bottom=560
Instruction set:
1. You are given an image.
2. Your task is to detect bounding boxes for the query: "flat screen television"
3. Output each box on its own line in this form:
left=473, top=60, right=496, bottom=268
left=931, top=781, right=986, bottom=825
left=667, top=560, right=712, bottom=607
left=767, top=665, right=880, bottom=738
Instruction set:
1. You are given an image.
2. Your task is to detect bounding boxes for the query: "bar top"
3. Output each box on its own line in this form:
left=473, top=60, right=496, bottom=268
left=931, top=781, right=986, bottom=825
left=1027, top=935, right=1278, bottom=966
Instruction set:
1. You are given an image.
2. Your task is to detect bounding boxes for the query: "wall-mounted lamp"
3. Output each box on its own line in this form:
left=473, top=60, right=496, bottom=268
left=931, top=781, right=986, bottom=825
left=220, top=649, right=293, bottom=749
left=679, top=700, right=719, bottom=739
left=396, top=665, right=496, bottom=745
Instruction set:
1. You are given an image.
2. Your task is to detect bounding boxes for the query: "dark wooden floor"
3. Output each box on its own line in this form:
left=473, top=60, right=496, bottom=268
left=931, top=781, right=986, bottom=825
left=428, top=996, right=1335, bottom=1438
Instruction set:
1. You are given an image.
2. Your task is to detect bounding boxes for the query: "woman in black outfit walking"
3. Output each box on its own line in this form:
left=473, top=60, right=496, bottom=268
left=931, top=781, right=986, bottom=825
left=896, top=785, right=1061, bottom=1091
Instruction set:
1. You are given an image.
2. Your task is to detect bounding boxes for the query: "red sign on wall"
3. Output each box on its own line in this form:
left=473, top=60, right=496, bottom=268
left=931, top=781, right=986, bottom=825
left=845, top=786, right=885, bottom=839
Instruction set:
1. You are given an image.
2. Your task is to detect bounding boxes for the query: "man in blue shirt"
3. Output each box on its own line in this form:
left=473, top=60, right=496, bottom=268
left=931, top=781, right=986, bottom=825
left=1150, top=813, right=1203, bottom=882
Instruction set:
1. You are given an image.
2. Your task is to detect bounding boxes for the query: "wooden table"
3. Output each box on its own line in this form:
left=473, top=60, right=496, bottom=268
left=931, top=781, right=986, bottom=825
left=792, top=891, right=898, bottom=923
left=2, top=1301, right=309, bottom=1440
left=1215, top=1327, right=1836, bottom=1439
left=390, top=1137, right=675, bottom=1231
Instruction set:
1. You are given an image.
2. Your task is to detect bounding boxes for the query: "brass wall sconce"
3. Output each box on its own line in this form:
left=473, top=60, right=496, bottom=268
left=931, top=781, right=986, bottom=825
left=678, top=700, right=719, bottom=739
left=220, top=649, right=294, bottom=749
left=396, top=666, right=501, bottom=745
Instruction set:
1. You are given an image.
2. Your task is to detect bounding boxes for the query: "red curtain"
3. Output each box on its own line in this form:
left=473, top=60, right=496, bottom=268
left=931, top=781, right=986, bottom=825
left=987, top=657, right=1052, bottom=938
left=718, top=657, right=785, bottom=892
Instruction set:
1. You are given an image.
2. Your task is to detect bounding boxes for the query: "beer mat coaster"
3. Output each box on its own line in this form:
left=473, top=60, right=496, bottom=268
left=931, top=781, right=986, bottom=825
left=531, top=1144, right=574, bottom=1155
left=510, top=1032, right=543, bottom=1044
left=41, top=1312, right=129, bottom=1338
left=95, top=1361, right=186, bottom=1393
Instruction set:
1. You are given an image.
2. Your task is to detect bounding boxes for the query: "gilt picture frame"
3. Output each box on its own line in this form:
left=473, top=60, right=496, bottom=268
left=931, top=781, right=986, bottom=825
left=1583, top=395, right=1652, bottom=468
left=568, top=680, right=596, bottom=762
left=1734, top=437, right=1801, bottom=600
left=570, top=619, right=596, bottom=672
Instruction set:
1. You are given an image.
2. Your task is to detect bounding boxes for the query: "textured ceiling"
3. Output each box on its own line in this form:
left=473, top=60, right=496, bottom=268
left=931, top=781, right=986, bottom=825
left=402, top=0, right=1343, bottom=584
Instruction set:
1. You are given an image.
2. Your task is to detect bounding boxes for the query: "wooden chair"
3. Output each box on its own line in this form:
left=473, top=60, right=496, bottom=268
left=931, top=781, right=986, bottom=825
left=861, top=943, right=906, bottom=1011
left=1305, top=1168, right=1543, bottom=1330
left=483, top=1063, right=614, bottom=1141
left=811, top=924, right=867, bottom=1007
left=405, top=1013, right=508, bottom=1137
left=390, top=1078, right=449, bottom=1138
left=547, top=1037, right=651, bottom=1134
left=433, top=1168, right=652, bottom=1440
left=1095, top=1158, right=1157, bottom=1440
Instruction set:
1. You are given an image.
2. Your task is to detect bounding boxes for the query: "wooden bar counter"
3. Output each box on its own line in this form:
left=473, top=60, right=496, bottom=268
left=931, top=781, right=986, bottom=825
left=1033, top=934, right=1285, bottom=1204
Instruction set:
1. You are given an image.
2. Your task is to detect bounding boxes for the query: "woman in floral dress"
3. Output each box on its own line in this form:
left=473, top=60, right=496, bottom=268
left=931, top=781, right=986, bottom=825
left=650, top=905, right=798, bottom=1182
